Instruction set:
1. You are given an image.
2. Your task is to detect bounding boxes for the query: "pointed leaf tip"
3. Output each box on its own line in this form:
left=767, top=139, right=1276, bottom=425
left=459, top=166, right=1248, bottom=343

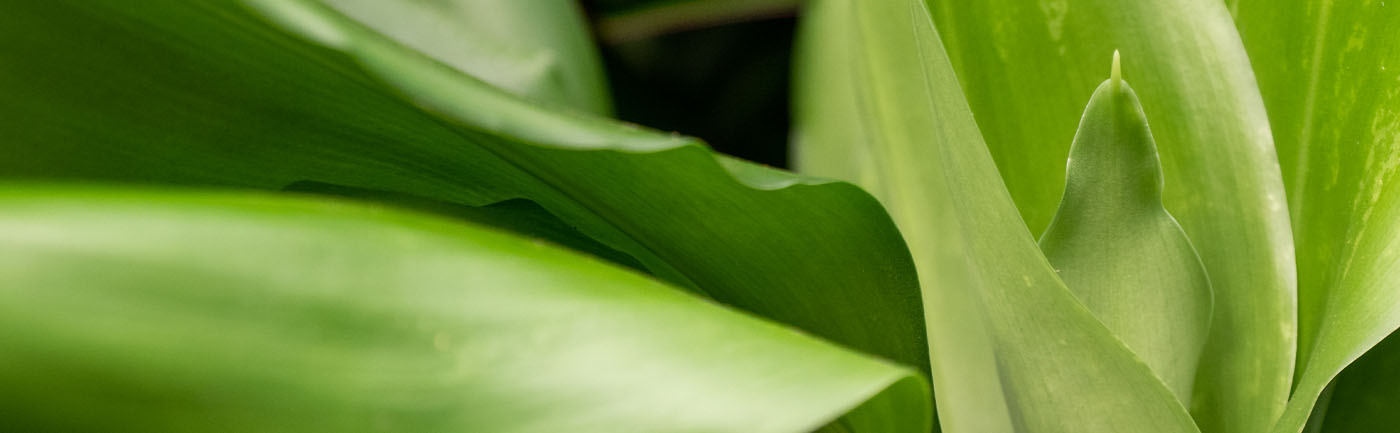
left=1111, top=50, right=1122, bottom=85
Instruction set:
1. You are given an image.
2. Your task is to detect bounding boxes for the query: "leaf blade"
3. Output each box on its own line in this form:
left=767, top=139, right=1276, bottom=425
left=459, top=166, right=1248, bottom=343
left=0, top=185, right=930, bottom=433
left=1230, top=2, right=1400, bottom=432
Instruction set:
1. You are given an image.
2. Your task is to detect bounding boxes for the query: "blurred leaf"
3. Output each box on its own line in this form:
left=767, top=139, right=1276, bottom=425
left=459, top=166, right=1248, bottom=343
left=793, top=1, right=1199, bottom=432
left=0, top=186, right=930, bottom=433
left=0, top=0, right=931, bottom=394
left=926, top=1, right=1295, bottom=431
left=1229, top=2, right=1400, bottom=432
left=1037, top=59, right=1213, bottom=404
left=322, top=0, right=613, bottom=115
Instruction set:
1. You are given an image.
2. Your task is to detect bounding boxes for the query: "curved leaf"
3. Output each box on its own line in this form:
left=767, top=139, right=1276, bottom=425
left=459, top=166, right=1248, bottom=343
left=320, top=0, right=613, bottom=114
left=926, top=1, right=1295, bottom=431
left=1308, top=330, right=1400, bottom=433
left=1038, top=57, right=1213, bottom=404
left=1230, top=2, right=1400, bottom=432
left=0, top=186, right=930, bottom=433
left=793, top=1, right=1199, bottom=432
left=0, top=0, right=931, bottom=391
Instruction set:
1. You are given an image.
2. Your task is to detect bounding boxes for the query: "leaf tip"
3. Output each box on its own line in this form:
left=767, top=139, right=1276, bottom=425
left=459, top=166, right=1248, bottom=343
left=1111, top=49, right=1122, bottom=85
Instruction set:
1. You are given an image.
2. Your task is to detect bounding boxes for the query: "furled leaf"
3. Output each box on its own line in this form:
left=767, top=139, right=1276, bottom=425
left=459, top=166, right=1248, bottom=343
left=1038, top=53, right=1213, bottom=404
left=0, top=0, right=931, bottom=392
left=1229, top=2, right=1400, bottom=432
left=793, top=1, right=1199, bottom=432
left=320, top=0, right=613, bottom=114
left=0, top=186, right=930, bottom=433
left=926, top=2, right=1295, bottom=431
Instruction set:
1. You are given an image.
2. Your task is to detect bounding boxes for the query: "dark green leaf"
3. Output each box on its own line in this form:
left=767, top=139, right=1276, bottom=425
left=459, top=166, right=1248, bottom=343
left=283, top=181, right=647, bottom=273
left=1310, top=330, right=1400, bottom=433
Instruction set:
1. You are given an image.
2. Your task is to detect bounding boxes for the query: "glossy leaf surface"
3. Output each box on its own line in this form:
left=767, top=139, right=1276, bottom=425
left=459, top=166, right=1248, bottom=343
left=0, top=186, right=930, bottom=433
left=1038, top=60, right=1213, bottom=404
left=0, top=0, right=930, bottom=385
left=794, top=1, right=1199, bottom=432
left=927, top=2, right=1295, bottom=431
left=1229, top=1, right=1400, bottom=431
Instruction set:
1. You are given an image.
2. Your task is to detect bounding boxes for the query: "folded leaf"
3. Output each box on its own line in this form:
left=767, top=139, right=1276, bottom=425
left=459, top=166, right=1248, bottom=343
left=0, top=0, right=931, bottom=389
left=1230, top=2, right=1400, bottom=432
left=0, top=186, right=930, bottom=433
left=1038, top=54, right=1213, bottom=404
left=793, top=1, right=1199, bottom=431
left=320, top=0, right=613, bottom=114
left=927, top=2, right=1295, bottom=431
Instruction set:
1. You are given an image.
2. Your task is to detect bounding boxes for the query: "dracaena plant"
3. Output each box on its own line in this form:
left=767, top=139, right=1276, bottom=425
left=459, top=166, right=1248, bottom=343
left=0, top=0, right=1396, bottom=432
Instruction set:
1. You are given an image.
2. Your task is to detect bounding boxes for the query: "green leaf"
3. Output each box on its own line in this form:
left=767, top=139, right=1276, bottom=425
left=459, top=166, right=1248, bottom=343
left=793, top=1, right=1199, bottom=431
left=320, top=0, right=614, bottom=115
left=0, top=0, right=931, bottom=393
left=1038, top=54, right=1213, bottom=404
left=926, top=2, right=1295, bottom=431
left=0, top=185, right=930, bottom=433
left=1307, top=330, right=1400, bottom=433
left=1229, top=2, right=1400, bottom=432
left=282, top=181, right=648, bottom=273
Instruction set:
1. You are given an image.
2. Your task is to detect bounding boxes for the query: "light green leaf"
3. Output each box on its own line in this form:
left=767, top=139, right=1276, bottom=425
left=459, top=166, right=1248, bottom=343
left=0, top=186, right=930, bottom=433
left=1229, top=2, right=1400, bottom=432
left=1038, top=54, right=1213, bottom=404
left=320, top=0, right=613, bottom=115
left=793, top=1, right=1199, bottom=432
left=0, top=0, right=931, bottom=389
left=926, top=2, right=1295, bottom=431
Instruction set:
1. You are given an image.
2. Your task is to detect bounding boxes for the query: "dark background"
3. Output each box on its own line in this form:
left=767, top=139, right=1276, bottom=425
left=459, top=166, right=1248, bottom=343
left=582, top=1, right=797, bottom=168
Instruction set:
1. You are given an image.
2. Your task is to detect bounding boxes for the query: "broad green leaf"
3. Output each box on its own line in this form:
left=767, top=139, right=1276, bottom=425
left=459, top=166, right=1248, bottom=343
left=1038, top=55, right=1213, bottom=404
left=1306, top=330, right=1400, bottom=432
left=0, top=186, right=930, bottom=433
left=1229, top=2, right=1400, bottom=432
left=793, top=1, right=1199, bottom=432
left=926, top=2, right=1295, bottom=431
left=320, top=0, right=613, bottom=115
left=0, top=0, right=932, bottom=393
